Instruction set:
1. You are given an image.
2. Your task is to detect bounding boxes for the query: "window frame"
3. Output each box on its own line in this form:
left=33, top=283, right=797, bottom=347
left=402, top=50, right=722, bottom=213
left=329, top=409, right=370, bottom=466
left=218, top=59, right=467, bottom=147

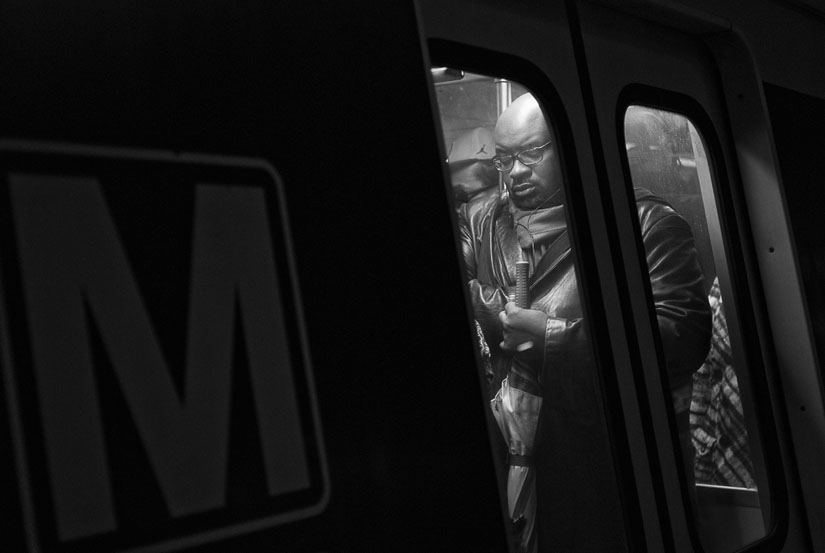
left=427, top=37, right=648, bottom=553
left=615, top=83, right=789, bottom=553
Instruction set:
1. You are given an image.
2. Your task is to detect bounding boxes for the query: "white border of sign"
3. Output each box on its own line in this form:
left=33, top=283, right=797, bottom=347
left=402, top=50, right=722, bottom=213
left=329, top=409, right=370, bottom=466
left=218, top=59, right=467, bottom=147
left=0, top=139, right=330, bottom=553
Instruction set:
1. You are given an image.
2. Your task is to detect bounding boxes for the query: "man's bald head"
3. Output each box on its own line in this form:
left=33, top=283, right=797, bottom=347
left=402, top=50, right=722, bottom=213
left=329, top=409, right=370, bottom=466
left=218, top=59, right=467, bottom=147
left=495, top=93, right=549, bottom=147
left=494, top=93, right=563, bottom=210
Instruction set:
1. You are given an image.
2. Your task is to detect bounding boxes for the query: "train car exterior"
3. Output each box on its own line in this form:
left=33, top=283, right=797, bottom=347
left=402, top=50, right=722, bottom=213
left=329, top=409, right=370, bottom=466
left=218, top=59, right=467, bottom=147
left=0, top=0, right=823, bottom=552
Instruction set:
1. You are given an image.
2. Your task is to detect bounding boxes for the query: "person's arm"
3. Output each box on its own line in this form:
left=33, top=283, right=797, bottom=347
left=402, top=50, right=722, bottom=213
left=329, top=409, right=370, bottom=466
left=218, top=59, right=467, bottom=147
left=469, top=279, right=508, bottom=348
left=458, top=200, right=509, bottom=346
left=641, top=211, right=712, bottom=390
left=499, top=303, right=591, bottom=375
left=500, top=303, right=600, bottom=424
left=457, top=200, right=478, bottom=280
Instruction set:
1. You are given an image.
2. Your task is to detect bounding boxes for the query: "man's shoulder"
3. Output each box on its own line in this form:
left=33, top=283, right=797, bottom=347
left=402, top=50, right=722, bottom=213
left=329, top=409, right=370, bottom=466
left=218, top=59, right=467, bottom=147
left=460, top=190, right=502, bottom=226
left=633, top=186, right=671, bottom=207
left=633, top=187, right=686, bottom=232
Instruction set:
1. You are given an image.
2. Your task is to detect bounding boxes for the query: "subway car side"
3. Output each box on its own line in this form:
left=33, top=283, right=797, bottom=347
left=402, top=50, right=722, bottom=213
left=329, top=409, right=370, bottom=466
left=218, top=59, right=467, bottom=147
left=0, top=0, right=823, bottom=552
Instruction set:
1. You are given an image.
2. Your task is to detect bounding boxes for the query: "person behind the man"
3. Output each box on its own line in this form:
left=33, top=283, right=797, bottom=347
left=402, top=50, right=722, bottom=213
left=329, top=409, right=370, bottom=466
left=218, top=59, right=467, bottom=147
left=459, top=93, right=711, bottom=553
left=447, top=126, right=499, bottom=206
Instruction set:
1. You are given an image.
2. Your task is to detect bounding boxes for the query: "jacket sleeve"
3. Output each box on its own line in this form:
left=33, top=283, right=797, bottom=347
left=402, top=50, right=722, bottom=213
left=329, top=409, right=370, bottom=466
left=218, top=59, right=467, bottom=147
left=459, top=200, right=509, bottom=346
left=467, top=279, right=507, bottom=349
left=542, top=316, right=591, bottom=371
left=457, top=201, right=478, bottom=280
left=641, top=211, right=712, bottom=390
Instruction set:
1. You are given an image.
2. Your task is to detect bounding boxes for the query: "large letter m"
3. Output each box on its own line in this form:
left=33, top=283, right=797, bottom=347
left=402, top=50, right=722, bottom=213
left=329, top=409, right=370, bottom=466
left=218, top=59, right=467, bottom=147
left=9, top=173, right=310, bottom=541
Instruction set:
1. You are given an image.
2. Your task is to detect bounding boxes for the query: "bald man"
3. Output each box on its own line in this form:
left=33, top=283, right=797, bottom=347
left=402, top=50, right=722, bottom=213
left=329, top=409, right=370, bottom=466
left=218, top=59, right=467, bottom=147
left=459, top=94, right=710, bottom=552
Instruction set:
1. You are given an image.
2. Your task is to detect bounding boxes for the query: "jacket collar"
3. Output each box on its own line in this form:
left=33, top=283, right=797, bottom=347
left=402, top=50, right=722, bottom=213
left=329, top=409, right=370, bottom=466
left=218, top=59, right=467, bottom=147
left=490, top=201, right=572, bottom=291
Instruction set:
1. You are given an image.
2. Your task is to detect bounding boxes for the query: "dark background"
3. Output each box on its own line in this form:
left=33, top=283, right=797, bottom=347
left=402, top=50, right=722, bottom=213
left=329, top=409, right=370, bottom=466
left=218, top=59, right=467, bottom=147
left=0, top=1, right=507, bottom=551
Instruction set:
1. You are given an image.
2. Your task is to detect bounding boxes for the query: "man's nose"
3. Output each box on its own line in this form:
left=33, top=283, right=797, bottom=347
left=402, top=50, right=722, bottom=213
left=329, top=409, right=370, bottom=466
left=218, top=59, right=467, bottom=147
left=509, top=158, right=530, bottom=180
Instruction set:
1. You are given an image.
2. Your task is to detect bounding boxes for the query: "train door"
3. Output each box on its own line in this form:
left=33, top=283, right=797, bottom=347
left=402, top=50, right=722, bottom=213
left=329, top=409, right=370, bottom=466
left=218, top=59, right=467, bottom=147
left=420, top=1, right=817, bottom=551
left=575, top=3, right=819, bottom=552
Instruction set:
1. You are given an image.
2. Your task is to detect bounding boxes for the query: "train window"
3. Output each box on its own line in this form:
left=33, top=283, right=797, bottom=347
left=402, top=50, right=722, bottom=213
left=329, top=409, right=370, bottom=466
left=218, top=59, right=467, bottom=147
left=623, top=105, right=771, bottom=552
left=432, top=67, right=630, bottom=552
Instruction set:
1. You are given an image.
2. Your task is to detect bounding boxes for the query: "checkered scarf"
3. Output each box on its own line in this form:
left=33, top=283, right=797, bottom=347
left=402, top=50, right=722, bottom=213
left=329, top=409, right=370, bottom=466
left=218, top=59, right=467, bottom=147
left=689, top=278, right=755, bottom=488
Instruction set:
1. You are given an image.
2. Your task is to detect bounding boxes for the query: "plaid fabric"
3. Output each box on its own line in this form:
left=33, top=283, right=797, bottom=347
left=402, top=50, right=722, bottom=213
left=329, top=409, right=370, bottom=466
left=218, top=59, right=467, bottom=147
left=689, top=278, right=756, bottom=488
left=475, top=319, right=494, bottom=386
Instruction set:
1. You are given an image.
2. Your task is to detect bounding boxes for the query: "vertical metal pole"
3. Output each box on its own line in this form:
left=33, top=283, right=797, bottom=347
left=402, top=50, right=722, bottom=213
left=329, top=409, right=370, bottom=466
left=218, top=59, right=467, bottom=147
left=495, top=78, right=512, bottom=116
left=495, top=78, right=512, bottom=198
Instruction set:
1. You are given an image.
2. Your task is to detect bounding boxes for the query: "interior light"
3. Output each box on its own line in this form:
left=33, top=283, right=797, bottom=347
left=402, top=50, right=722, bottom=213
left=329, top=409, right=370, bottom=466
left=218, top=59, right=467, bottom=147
left=431, top=67, right=465, bottom=84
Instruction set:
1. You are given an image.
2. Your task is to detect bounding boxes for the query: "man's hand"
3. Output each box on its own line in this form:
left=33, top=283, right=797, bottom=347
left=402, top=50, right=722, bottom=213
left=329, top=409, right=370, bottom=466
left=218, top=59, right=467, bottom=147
left=498, top=302, right=547, bottom=353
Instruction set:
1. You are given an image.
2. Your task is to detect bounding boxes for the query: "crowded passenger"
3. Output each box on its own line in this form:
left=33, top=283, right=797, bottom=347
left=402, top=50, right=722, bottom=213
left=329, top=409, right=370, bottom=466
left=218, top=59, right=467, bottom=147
left=461, top=93, right=711, bottom=553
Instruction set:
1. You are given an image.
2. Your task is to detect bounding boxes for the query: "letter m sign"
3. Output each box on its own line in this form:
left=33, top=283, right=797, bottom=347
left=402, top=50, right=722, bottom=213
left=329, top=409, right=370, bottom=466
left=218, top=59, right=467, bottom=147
left=0, top=143, right=328, bottom=553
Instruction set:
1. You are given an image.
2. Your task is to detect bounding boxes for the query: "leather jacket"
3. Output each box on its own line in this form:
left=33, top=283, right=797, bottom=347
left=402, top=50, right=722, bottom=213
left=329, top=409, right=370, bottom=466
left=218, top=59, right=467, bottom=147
left=459, top=188, right=711, bottom=404
left=459, top=187, right=710, bottom=552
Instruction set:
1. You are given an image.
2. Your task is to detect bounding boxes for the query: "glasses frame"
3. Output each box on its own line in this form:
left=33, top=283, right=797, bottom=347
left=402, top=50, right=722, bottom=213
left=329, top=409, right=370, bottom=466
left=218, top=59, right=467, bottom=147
left=491, top=140, right=553, bottom=172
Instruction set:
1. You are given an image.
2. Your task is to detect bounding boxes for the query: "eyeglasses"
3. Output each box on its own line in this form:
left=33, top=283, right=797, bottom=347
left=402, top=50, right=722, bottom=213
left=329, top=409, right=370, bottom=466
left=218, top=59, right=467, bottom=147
left=491, top=140, right=553, bottom=172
